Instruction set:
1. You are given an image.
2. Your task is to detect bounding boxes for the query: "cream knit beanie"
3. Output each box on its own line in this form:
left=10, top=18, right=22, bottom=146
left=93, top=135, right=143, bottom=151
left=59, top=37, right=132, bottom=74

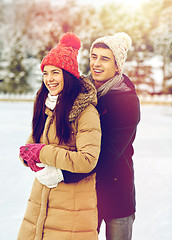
left=90, top=32, right=132, bottom=73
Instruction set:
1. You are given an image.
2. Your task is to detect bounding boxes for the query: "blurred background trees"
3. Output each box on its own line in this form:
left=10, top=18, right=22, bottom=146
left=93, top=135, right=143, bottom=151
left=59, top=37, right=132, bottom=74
left=0, top=0, right=171, bottom=94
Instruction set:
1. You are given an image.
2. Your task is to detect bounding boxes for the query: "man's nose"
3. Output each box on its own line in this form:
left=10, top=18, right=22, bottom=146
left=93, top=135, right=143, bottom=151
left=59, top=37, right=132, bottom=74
left=94, top=58, right=101, bottom=66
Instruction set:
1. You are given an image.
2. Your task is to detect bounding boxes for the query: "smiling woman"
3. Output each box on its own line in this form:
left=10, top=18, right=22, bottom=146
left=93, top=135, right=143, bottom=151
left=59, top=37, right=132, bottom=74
left=17, top=32, right=101, bottom=240
left=43, top=66, right=64, bottom=96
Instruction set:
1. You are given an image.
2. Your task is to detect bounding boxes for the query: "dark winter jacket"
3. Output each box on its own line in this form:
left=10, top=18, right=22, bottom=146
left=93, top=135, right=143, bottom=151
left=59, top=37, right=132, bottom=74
left=62, top=74, right=140, bottom=220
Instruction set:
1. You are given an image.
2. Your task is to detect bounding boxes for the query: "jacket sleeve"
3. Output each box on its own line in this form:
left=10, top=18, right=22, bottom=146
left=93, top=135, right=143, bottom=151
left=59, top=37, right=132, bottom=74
left=39, top=105, right=101, bottom=173
left=62, top=170, right=90, bottom=183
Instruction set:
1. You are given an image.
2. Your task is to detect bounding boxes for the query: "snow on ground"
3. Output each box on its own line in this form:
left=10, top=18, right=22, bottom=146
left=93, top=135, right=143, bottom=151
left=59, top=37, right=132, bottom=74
left=0, top=101, right=172, bottom=240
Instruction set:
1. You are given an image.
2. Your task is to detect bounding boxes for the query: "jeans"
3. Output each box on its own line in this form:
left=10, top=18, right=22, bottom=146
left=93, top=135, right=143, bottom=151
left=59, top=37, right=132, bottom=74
left=99, top=214, right=135, bottom=240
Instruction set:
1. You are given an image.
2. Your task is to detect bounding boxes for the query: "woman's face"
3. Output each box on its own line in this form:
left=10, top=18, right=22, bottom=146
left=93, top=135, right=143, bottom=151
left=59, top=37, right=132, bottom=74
left=43, top=65, right=64, bottom=96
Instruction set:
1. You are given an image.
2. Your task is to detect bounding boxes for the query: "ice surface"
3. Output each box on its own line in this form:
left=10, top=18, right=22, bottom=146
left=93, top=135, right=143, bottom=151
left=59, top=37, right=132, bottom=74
left=0, top=102, right=172, bottom=239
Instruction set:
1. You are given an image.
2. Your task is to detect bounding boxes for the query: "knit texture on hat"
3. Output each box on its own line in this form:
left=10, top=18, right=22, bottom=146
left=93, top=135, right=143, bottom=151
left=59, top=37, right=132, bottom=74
left=40, top=32, right=81, bottom=78
left=90, top=32, right=132, bottom=73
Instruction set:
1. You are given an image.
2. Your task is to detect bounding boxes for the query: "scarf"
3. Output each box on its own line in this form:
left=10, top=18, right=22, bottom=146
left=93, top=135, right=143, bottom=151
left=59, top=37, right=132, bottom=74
left=97, top=74, right=123, bottom=98
left=88, top=73, right=130, bottom=98
left=45, top=93, right=58, bottom=110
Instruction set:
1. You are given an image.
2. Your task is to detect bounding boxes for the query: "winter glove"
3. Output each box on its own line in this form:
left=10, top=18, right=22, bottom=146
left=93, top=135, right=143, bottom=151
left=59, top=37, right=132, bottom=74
left=19, top=143, right=45, bottom=172
left=23, top=158, right=43, bottom=172
left=35, top=163, right=64, bottom=188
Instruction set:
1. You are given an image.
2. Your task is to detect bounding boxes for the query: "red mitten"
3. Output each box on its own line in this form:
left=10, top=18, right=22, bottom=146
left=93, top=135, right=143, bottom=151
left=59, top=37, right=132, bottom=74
left=20, top=143, right=45, bottom=172
left=27, top=160, right=43, bottom=172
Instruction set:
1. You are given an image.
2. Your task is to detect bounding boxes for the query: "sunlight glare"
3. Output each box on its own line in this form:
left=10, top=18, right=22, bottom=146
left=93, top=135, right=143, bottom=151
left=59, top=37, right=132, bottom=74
left=118, top=0, right=149, bottom=8
left=77, top=0, right=150, bottom=9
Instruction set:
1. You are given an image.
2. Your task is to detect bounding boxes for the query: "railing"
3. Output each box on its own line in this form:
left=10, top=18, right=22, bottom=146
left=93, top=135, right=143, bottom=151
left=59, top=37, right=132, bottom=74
left=0, top=93, right=35, bottom=101
left=139, top=94, right=172, bottom=105
left=0, top=93, right=172, bottom=105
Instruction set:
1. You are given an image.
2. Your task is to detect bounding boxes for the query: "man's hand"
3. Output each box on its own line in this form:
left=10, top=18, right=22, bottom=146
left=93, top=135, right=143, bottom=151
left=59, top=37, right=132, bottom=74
left=35, top=163, right=64, bottom=188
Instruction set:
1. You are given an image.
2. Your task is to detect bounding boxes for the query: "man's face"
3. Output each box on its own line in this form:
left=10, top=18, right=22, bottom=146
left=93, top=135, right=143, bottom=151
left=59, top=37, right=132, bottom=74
left=90, top=47, right=118, bottom=88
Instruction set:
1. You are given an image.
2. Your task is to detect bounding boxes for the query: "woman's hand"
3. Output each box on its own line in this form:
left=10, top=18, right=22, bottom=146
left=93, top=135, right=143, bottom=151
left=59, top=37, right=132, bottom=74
left=19, top=143, right=45, bottom=172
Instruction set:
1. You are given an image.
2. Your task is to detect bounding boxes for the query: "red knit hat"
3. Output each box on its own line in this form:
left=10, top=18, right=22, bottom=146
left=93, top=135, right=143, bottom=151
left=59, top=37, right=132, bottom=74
left=40, top=32, right=81, bottom=78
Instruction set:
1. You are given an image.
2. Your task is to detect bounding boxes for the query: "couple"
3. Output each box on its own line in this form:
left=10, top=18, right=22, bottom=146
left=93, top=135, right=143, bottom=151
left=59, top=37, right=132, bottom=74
left=18, top=32, right=140, bottom=240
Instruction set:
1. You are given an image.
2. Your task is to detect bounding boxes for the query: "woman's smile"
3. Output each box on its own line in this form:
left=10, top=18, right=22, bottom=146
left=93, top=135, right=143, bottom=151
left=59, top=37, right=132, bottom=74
left=43, top=65, right=64, bottom=96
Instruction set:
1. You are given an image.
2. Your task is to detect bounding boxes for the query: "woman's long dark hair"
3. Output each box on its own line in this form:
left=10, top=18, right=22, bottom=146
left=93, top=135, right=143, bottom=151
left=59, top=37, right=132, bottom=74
left=32, top=69, right=81, bottom=144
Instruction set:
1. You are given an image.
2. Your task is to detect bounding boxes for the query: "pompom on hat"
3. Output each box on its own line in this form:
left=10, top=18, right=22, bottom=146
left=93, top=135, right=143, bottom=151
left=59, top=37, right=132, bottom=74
left=90, top=32, right=132, bottom=73
left=40, top=32, right=81, bottom=78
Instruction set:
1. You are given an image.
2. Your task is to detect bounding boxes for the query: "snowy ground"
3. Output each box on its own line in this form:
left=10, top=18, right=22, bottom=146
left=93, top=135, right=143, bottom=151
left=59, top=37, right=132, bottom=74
left=0, top=101, right=172, bottom=240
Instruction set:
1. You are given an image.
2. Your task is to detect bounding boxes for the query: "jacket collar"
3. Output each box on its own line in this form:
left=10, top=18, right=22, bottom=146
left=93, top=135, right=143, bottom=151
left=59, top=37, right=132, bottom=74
left=69, top=76, right=97, bottom=122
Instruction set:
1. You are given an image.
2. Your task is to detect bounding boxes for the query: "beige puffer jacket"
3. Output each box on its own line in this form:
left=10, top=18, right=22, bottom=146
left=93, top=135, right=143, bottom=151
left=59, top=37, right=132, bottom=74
left=18, top=77, right=101, bottom=240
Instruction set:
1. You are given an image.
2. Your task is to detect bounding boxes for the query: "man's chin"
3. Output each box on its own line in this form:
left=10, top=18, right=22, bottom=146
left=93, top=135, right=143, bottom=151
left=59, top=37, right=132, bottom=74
left=92, top=75, right=103, bottom=82
left=94, top=79, right=109, bottom=89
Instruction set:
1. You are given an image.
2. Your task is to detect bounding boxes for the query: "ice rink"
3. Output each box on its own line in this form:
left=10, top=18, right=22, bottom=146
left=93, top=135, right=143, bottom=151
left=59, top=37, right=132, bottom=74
left=0, top=101, right=172, bottom=239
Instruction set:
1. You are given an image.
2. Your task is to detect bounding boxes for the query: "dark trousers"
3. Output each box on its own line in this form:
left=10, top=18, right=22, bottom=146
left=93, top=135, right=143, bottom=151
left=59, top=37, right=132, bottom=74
left=98, top=214, right=135, bottom=240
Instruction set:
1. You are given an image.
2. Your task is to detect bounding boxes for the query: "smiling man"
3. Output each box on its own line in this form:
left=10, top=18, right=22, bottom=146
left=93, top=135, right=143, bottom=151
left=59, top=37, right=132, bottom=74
left=90, top=47, right=118, bottom=88
left=87, top=32, right=141, bottom=240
